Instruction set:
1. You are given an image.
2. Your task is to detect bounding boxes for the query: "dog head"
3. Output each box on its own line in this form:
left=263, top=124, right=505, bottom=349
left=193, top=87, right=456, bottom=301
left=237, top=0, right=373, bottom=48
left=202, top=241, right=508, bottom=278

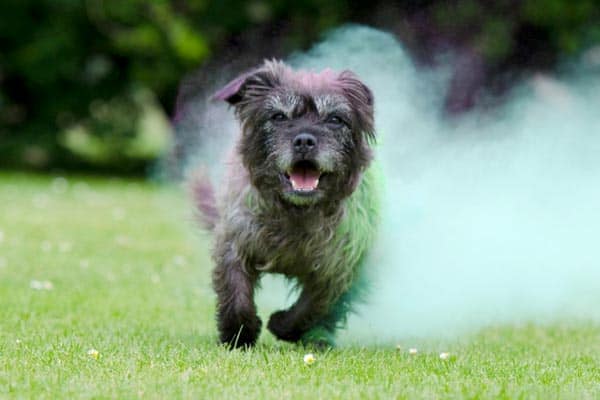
left=213, top=60, right=374, bottom=208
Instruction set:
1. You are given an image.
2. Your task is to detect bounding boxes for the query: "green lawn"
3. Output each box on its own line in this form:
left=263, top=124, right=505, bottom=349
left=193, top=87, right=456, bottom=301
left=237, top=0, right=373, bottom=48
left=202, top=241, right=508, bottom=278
left=1, top=172, right=599, bottom=399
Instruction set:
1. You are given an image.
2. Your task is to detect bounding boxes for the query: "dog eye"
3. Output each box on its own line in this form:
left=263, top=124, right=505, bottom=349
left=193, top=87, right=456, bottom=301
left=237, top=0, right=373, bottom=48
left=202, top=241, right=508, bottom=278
left=271, top=112, right=287, bottom=121
left=326, top=115, right=345, bottom=126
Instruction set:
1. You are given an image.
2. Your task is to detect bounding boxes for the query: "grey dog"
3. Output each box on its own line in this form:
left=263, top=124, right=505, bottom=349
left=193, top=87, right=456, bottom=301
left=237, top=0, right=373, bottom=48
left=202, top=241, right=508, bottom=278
left=192, top=60, right=380, bottom=348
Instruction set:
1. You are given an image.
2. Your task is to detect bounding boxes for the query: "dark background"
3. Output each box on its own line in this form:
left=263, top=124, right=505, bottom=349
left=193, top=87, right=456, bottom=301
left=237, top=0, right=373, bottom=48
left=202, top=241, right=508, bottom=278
left=1, top=0, right=599, bottom=174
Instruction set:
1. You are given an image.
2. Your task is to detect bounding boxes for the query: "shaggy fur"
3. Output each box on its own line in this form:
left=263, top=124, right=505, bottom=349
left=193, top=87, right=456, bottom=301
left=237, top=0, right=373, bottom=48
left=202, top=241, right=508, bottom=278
left=194, top=60, right=379, bottom=348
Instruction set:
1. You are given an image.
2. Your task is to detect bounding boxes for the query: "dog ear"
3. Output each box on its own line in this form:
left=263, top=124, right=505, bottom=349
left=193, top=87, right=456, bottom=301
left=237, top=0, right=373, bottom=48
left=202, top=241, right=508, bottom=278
left=211, top=70, right=255, bottom=105
left=338, top=71, right=375, bottom=142
left=212, top=61, right=283, bottom=106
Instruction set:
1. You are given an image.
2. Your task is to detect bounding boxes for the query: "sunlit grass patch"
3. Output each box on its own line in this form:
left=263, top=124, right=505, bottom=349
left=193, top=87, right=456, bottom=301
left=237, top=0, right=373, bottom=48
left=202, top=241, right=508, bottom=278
left=0, top=172, right=599, bottom=399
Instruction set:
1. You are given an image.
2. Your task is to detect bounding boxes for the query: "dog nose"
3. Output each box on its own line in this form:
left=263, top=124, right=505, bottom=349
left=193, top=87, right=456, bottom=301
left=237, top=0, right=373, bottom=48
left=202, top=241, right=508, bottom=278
left=293, top=133, right=317, bottom=153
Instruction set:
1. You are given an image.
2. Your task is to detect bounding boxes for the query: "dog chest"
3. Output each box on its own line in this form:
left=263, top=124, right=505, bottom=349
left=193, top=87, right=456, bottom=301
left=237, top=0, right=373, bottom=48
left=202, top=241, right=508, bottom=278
left=248, top=215, right=342, bottom=276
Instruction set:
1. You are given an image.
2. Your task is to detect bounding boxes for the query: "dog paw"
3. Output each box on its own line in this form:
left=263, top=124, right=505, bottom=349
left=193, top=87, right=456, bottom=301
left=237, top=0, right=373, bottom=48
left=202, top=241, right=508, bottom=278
left=267, top=310, right=304, bottom=342
left=300, top=326, right=335, bottom=349
left=219, top=315, right=262, bottom=349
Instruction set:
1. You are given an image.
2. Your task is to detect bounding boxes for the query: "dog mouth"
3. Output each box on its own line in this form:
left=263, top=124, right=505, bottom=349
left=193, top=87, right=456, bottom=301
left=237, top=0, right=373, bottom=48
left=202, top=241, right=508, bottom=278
left=284, top=160, right=321, bottom=192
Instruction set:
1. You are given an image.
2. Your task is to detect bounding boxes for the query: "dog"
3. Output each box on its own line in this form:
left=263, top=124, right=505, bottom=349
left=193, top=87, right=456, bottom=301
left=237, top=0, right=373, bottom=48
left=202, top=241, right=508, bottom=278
left=192, top=60, right=379, bottom=348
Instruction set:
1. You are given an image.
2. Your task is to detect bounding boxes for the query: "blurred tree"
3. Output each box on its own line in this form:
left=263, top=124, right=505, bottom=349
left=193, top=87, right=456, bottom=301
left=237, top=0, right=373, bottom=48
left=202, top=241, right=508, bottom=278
left=0, top=0, right=598, bottom=173
left=0, top=0, right=210, bottom=172
left=0, top=0, right=348, bottom=173
left=372, top=0, right=600, bottom=113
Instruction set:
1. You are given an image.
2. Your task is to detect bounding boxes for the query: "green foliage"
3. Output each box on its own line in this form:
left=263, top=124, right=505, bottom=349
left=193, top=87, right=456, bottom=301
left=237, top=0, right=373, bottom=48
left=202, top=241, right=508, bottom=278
left=0, top=0, right=347, bottom=172
left=60, top=87, right=170, bottom=168
left=430, top=0, right=599, bottom=60
left=521, top=0, right=599, bottom=54
left=0, top=0, right=598, bottom=173
left=0, top=0, right=191, bottom=173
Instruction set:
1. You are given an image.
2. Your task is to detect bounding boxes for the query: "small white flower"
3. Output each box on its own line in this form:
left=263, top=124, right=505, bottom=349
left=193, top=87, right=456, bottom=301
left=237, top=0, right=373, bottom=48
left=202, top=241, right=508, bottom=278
left=173, top=255, right=186, bottom=266
left=115, top=235, right=130, bottom=246
left=30, top=280, right=53, bottom=290
left=408, top=348, right=418, bottom=355
left=15, top=339, right=22, bottom=344
left=112, top=207, right=126, bottom=221
left=32, top=194, right=49, bottom=209
left=51, top=177, right=69, bottom=194
left=303, top=353, right=316, bottom=365
left=181, top=368, right=192, bottom=382
left=87, top=349, right=100, bottom=359
left=439, top=352, right=450, bottom=360
left=58, top=241, right=72, bottom=253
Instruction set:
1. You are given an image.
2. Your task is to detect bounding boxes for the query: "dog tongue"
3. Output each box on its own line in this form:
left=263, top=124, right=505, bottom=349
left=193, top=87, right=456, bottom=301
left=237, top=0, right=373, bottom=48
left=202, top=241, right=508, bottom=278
left=289, top=165, right=320, bottom=191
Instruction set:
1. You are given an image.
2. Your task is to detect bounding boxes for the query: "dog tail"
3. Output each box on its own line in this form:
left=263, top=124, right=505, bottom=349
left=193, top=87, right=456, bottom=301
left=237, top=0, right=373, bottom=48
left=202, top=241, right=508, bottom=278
left=188, top=167, right=219, bottom=231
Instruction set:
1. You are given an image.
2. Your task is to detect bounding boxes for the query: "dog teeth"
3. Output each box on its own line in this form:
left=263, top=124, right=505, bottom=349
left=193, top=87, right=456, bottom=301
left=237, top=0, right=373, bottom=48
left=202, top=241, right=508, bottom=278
left=291, top=178, right=319, bottom=191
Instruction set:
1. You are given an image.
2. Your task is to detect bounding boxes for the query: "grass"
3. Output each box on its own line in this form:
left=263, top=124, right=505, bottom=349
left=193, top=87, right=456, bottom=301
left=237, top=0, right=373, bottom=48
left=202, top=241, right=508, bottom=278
left=1, top=172, right=599, bottom=399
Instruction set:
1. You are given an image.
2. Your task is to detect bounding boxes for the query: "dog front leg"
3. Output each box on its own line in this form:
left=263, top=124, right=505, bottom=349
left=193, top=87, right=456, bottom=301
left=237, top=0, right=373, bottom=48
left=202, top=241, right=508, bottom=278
left=212, top=252, right=261, bottom=348
left=267, top=283, right=335, bottom=346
